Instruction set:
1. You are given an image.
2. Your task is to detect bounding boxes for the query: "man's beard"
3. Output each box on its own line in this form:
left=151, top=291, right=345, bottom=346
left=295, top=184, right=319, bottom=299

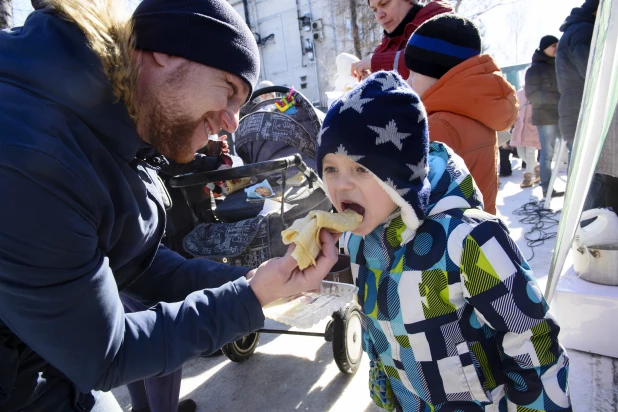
left=139, top=63, right=203, bottom=163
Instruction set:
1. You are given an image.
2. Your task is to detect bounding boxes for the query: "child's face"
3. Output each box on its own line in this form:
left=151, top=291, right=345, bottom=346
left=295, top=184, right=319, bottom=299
left=406, top=70, right=438, bottom=98
left=322, top=153, right=398, bottom=236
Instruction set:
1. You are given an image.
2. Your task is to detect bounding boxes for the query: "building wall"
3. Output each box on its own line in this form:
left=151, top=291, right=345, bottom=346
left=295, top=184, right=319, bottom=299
left=228, top=0, right=381, bottom=108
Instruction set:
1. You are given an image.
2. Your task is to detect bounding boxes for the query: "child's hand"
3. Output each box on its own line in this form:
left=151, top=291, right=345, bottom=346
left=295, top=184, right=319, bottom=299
left=351, top=57, right=372, bottom=81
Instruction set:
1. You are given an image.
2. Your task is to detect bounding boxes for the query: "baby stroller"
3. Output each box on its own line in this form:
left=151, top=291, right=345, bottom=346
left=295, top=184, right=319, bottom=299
left=169, top=86, right=363, bottom=374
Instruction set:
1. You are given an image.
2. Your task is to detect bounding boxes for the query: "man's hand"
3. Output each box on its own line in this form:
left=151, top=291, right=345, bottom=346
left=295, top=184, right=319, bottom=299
left=220, top=136, right=230, bottom=154
left=351, top=57, right=372, bottom=81
left=247, top=229, right=339, bottom=306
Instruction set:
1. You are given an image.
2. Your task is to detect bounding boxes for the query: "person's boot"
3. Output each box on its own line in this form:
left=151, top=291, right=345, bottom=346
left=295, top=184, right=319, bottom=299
left=178, top=399, right=197, bottom=412
left=520, top=172, right=533, bottom=188
left=543, top=189, right=565, bottom=198
left=533, top=165, right=541, bottom=184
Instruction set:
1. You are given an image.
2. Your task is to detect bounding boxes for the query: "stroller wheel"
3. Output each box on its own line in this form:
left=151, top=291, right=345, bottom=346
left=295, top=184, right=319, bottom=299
left=332, top=302, right=363, bottom=374
left=222, top=332, right=260, bottom=363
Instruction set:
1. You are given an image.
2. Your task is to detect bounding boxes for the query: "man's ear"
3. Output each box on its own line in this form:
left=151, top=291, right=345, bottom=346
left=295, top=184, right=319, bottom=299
left=152, top=52, right=181, bottom=68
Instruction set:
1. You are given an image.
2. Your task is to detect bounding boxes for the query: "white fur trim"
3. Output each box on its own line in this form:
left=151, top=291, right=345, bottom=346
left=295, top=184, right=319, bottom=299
left=371, top=172, right=421, bottom=245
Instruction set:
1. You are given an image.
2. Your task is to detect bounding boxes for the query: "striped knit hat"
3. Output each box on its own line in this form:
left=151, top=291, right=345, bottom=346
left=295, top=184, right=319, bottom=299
left=404, top=13, right=482, bottom=79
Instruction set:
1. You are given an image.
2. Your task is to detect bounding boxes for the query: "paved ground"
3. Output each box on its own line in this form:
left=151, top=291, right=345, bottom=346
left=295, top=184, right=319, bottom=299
left=112, top=158, right=617, bottom=411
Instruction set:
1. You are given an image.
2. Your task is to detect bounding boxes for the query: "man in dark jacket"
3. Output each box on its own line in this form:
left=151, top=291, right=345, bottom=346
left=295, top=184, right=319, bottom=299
left=525, top=35, right=562, bottom=197
left=0, top=1, right=338, bottom=411
left=556, top=0, right=598, bottom=149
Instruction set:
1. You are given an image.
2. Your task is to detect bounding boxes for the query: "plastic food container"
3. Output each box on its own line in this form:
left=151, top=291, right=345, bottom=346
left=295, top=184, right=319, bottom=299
left=263, top=281, right=358, bottom=329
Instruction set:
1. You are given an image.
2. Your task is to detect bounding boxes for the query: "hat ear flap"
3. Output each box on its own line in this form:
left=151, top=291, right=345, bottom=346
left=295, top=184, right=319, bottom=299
left=369, top=172, right=421, bottom=245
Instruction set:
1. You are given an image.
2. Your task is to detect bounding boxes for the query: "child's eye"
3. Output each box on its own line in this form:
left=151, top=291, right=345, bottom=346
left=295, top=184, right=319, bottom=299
left=323, top=166, right=337, bottom=174
left=357, top=166, right=368, bottom=174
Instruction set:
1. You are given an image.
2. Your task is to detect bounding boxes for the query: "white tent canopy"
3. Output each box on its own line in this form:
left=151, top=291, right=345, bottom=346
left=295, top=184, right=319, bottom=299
left=545, top=0, right=618, bottom=302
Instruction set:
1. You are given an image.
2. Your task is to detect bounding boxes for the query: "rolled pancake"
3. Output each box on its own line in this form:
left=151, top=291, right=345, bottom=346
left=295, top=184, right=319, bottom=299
left=282, top=210, right=362, bottom=269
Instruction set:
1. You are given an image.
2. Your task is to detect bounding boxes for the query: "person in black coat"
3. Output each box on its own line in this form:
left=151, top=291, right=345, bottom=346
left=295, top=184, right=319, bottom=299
left=159, top=139, right=233, bottom=258
left=525, top=35, right=562, bottom=197
left=556, top=0, right=598, bottom=147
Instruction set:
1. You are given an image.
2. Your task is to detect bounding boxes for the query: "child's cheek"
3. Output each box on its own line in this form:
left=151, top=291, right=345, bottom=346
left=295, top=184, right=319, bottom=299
left=325, top=187, right=339, bottom=211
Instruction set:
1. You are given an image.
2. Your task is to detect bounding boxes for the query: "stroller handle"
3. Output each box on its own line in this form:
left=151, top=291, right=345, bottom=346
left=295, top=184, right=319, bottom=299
left=250, top=85, right=292, bottom=101
left=168, top=154, right=319, bottom=188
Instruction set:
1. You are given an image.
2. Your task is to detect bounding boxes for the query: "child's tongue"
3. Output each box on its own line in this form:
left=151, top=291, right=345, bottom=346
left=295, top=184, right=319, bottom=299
left=344, top=202, right=365, bottom=216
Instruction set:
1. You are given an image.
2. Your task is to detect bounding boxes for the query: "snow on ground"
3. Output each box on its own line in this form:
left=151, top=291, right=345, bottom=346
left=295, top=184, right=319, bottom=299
left=111, top=158, right=617, bottom=411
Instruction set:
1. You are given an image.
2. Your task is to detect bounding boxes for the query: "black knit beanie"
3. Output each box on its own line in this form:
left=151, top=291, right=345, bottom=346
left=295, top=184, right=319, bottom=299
left=539, top=35, right=559, bottom=51
left=404, top=13, right=482, bottom=79
left=132, top=0, right=260, bottom=101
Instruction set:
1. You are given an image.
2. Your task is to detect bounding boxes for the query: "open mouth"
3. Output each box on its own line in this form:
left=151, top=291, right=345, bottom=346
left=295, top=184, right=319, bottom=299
left=342, top=202, right=365, bottom=216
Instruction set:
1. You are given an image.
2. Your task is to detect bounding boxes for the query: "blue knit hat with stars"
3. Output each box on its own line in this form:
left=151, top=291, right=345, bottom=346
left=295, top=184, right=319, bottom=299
left=317, top=71, right=430, bottom=239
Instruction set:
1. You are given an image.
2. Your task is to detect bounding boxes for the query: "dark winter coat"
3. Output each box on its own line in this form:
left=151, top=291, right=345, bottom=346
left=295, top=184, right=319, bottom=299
left=556, top=6, right=596, bottom=142
left=525, top=49, right=560, bottom=126
left=0, top=4, right=263, bottom=411
left=371, top=1, right=452, bottom=78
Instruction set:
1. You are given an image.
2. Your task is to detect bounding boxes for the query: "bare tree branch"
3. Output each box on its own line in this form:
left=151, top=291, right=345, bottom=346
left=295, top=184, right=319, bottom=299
left=349, top=0, right=362, bottom=58
left=0, top=0, right=12, bottom=30
left=468, top=0, right=522, bottom=20
left=451, top=0, right=522, bottom=20
left=453, top=0, right=464, bottom=13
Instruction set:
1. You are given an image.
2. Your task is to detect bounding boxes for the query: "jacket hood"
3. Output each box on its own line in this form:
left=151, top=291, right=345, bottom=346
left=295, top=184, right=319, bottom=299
left=532, top=49, right=556, bottom=64
left=0, top=0, right=143, bottom=161
left=422, top=54, right=518, bottom=132
left=413, top=1, right=453, bottom=30
left=364, top=142, right=483, bottom=247
left=425, top=142, right=484, bottom=216
left=560, top=7, right=596, bottom=32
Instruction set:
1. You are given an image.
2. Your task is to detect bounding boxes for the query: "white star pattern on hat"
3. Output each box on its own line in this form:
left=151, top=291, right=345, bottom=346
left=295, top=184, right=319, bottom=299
left=336, top=144, right=365, bottom=162
left=317, top=126, right=328, bottom=147
left=375, top=75, right=399, bottom=91
left=339, top=90, right=373, bottom=114
left=407, top=159, right=428, bottom=181
left=413, top=102, right=427, bottom=123
left=385, top=178, right=411, bottom=196
left=368, top=119, right=411, bottom=151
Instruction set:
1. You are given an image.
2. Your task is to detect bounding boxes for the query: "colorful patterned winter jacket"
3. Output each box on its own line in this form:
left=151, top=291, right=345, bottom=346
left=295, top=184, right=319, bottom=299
left=343, top=143, right=571, bottom=412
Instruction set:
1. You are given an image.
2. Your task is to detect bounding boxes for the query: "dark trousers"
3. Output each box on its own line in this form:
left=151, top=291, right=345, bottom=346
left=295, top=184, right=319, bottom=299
left=499, top=146, right=518, bottom=176
left=584, top=173, right=618, bottom=212
left=120, top=295, right=183, bottom=412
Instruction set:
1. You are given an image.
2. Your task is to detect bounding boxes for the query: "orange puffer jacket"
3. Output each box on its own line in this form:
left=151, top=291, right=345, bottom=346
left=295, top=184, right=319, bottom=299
left=422, top=55, right=519, bottom=215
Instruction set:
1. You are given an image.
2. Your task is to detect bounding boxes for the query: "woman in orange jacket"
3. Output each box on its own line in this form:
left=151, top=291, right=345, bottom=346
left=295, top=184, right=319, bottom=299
left=405, top=14, right=518, bottom=214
